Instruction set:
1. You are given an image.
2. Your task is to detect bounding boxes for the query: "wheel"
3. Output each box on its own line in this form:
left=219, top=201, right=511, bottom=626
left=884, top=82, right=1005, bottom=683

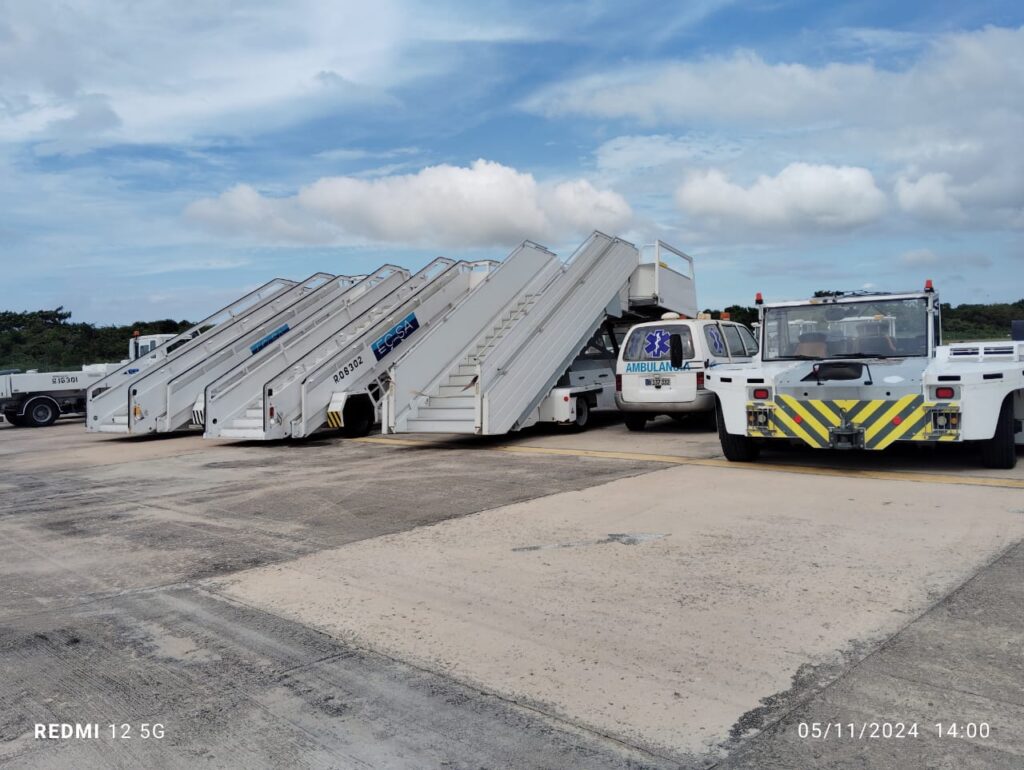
left=24, top=398, right=59, bottom=427
left=624, top=413, right=647, bottom=432
left=571, top=397, right=590, bottom=430
left=980, top=396, right=1017, bottom=469
left=669, top=414, right=687, bottom=424
left=702, top=407, right=719, bottom=431
left=716, top=400, right=759, bottom=462
left=340, top=398, right=374, bottom=438
left=4, top=412, right=25, bottom=427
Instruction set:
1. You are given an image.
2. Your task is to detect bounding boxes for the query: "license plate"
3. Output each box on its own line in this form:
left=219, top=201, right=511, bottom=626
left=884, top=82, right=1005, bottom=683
left=646, top=376, right=672, bottom=387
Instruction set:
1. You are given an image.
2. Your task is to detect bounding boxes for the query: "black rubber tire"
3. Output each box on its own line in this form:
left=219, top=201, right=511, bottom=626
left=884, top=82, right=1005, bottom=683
left=571, top=397, right=590, bottom=431
left=717, top=400, right=759, bottom=462
left=700, top=407, right=718, bottom=431
left=624, top=413, right=647, bottom=432
left=340, top=398, right=374, bottom=438
left=5, top=412, right=26, bottom=427
left=24, top=398, right=59, bottom=427
left=980, top=396, right=1018, bottom=469
left=669, top=414, right=687, bottom=424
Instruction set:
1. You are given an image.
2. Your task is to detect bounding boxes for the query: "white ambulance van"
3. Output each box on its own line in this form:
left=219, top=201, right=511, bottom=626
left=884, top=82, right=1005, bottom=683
left=615, top=314, right=758, bottom=431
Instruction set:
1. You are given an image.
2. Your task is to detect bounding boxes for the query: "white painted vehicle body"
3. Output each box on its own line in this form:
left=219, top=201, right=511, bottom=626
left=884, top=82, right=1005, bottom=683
left=706, top=288, right=1024, bottom=467
left=615, top=318, right=756, bottom=417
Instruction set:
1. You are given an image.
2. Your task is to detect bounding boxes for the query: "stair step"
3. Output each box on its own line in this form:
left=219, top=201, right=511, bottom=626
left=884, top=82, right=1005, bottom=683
left=417, top=406, right=475, bottom=420
left=112, top=414, right=128, bottom=425
left=446, top=374, right=476, bottom=386
left=426, top=395, right=476, bottom=408
left=436, top=385, right=475, bottom=397
left=245, top=408, right=263, bottom=419
left=405, top=418, right=476, bottom=433
left=457, top=364, right=477, bottom=375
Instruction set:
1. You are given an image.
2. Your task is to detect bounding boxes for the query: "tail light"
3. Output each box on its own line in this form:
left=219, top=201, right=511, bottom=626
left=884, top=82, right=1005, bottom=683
left=935, top=386, right=955, bottom=399
left=696, top=372, right=705, bottom=389
left=753, top=388, right=770, bottom=400
left=268, top=406, right=275, bottom=418
left=615, top=374, right=622, bottom=392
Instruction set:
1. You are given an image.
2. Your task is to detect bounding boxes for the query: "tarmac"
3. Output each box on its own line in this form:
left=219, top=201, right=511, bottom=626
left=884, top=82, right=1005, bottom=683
left=1, top=415, right=1021, bottom=768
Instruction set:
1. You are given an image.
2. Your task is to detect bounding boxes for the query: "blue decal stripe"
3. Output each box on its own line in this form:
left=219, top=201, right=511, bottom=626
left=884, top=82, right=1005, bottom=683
left=371, top=313, right=420, bottom=361
left=250, top=324, right=290, bottom=355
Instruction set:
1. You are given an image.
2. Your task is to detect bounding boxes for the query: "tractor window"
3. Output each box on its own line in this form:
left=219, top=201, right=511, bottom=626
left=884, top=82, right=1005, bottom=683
left=762, top=297, right=930, bottom=360
left=623, top=325, right=695, bottom=361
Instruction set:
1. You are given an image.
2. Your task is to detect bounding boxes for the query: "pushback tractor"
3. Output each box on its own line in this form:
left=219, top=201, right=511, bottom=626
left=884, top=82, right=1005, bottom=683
left=706, top=283, right=1024, bottom=468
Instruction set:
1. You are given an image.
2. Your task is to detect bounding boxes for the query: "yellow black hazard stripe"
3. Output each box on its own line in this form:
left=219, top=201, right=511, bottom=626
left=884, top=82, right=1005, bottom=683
left=326, top=410, right=343, bottom=429
left=747, top=395, right=960, bottom=450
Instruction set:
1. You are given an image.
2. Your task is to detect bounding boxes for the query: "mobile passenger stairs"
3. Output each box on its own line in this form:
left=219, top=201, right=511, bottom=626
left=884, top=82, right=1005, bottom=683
left=201, top=257, right=497, bottom=438
left=203, top=258, right=498, bottom=439
left=86, top=272, right=361, bottom=434
left=87, top=275, right=303, bottom=433
left=384, top=231, right=697, bottom=436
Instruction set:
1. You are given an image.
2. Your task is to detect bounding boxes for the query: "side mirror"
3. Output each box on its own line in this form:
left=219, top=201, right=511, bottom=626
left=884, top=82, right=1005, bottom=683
left=669, top=334, right=684, bottom=369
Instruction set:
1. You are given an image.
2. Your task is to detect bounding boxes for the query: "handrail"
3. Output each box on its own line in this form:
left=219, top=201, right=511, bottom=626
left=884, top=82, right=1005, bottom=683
left=384, top=242, right=558, bottom=430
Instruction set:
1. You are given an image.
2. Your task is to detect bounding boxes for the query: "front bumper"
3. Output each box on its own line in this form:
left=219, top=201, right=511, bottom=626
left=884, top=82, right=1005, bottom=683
left=746, top=394, right=961, bottom=450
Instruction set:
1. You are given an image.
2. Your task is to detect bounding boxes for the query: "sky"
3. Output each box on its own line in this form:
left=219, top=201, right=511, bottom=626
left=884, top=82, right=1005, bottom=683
left=1, top=0, right=1022, bottom=324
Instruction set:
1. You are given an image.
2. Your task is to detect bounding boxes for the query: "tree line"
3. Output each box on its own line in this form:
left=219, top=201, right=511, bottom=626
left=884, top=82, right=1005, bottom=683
left=1, top=299, right=1021, bottom=372
left=0, top=308, right=194, bottom=372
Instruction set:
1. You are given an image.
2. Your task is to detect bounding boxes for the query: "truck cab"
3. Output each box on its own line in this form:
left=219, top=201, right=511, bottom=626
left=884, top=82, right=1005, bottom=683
left=615, top=315, right=757, bottom=431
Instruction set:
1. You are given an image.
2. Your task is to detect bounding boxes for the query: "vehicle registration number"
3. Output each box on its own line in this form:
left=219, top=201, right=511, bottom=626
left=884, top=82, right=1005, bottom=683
left=646, top=376, right=672, bottom=387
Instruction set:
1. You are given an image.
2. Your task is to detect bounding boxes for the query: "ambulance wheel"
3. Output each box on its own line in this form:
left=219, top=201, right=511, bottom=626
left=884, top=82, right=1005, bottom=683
left=717, top=401, right=759, bottom=462
left=980, top=396, right=1017, bottom=469
left=24, top=398, right=59, bottom=427
left=5, top=412, right=26, bottom=427
left=572, top=397, right=590, bottom=430
left=624, top=414, right=647, bottom=432
left=340, top=397, right=373, bottom=438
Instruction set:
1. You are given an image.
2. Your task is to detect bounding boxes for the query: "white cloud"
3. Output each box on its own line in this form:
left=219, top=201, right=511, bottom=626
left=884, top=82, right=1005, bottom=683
left=898, top=249, right=993, bottom=269
left=529, top=25, right=1024, bottom=231
left=0, top=1, right=552, bottom=150
left=185, top=185, right=336, bottom=245
left=675, top=163, right=886, bottom=230
left=895, top=173, right=964, bottom=222
left=898, top=248, right=940, bottom=267
left=525, top=26, right=1024, bottom=128
left=186, top=159, right=632, bottom=248
left=595, top=134, right=742, bottom=176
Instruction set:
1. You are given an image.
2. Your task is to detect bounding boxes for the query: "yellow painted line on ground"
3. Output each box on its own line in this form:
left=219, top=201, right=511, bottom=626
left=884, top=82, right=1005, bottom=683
left=354, top=436, right=1024, bottom=490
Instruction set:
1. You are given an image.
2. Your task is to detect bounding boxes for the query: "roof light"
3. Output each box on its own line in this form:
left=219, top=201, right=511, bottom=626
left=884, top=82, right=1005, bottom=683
left=755, top=292, right=764, bottom=305
left=924, top=279, right=934, bottom=292
left=661, top=312, right=681, bottom=320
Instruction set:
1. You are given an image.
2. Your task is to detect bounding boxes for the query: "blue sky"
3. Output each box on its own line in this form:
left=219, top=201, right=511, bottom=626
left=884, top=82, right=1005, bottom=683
left=1, top=0, right=1022, bottom=324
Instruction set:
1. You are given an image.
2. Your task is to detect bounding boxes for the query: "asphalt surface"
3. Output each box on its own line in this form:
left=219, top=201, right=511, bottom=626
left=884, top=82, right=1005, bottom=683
left=1, top=417, right=1022, bottom=768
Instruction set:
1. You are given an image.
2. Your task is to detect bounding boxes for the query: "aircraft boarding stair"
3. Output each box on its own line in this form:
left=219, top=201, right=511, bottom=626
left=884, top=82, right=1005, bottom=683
left=386, top=232, right=684, bottom=435
left=126, top=273, right=377, bottom=434
left=86, top=275, right=307, bottom=433
left=211, top=257, right=499, bottom=441
left=203, top=265, right=411, bottom=438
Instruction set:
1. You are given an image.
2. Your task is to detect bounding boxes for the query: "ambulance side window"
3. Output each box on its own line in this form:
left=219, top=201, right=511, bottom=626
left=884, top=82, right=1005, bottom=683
left=722, top=324, right=746, bottom=358
left=703, top=324, right=728, bottom=359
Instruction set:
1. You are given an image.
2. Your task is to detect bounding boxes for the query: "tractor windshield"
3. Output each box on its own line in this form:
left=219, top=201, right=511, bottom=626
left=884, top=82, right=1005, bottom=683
left=761, top=297, right=930, bottom=361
